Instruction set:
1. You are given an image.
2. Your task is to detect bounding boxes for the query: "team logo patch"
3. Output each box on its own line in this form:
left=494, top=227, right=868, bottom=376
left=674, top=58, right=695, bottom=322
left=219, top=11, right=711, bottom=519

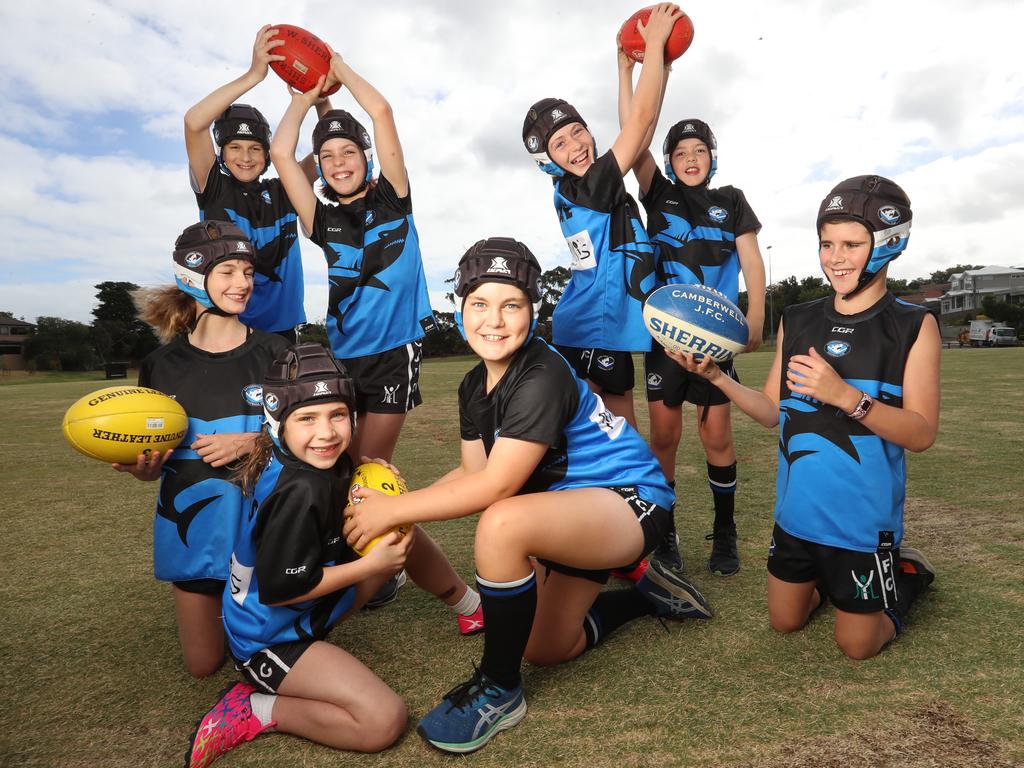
left=237, top=123, right=252, bottom=135
left=184, top=252, right=204, bottom=268
left=361, top=131, right=371, bottom=146
left=596, top=355, right=615, bottom=371
left=708, top=206, right=727, bottom=223
left=825, top=195, right=844, bottom=212
left=261, top=190, right=272, bottom=205
left=551, top=108, right=566, bottom=121
left=365, top=210, right=375, bottom=225
left=488, top=257, right=511, bottom=275
left=328, top=120, right=342, bottom=132
left=264, top=393, right=280, bottom=411
left=683, top=122, right=696, bottom=132
left=313, top=381, right=331, bottom=396
left=242, top=384, right=263, bottom=406
left=647, top=372, right=663, bottom=389
left=382, top=385, right=399, bottom=404
left=878, top=205, right=901, bottom=224
left=527, top=135, right=540, bottom=151
left=235, top=241, right=249, bottom=251
left=825, top=341, right=850, bottom=357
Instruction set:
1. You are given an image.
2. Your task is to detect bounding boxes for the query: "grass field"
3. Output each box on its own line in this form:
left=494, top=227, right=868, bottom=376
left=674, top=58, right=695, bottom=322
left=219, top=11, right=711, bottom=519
left=2, top=347, right=1022, bottom=767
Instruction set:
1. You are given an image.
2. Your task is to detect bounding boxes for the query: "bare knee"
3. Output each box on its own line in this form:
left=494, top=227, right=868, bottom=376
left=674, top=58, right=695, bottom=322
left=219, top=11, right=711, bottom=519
left=355, top=693, right=407, bottom=752
left=835, top=635, right=880, bottom=661
left=476, top=500, right=524, bottom=549
left=183, top=651, right=224, bottom=679
left=769, top=614, right=806, bottom=635
left=524, top=643, right=573, bottom=668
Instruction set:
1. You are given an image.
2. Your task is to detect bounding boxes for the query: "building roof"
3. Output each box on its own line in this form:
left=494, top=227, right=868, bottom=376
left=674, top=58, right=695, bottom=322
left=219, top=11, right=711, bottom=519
left=0, top=312, right=35, bottom=329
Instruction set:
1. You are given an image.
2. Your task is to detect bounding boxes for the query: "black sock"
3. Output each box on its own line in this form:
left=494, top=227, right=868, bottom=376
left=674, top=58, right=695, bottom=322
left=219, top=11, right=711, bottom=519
left=478, top=572, right=537, bottom=689
left=666, top=480, right=678, bottom=536
left=708, top=462, right=737, bottom=529
left=583, top=588, right=656, bottom=650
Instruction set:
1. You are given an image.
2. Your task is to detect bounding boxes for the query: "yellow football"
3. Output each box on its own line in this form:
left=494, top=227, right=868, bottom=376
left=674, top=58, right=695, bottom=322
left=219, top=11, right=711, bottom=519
left=347, top=462, right=410, bottom=557
left=62, top=385, right=188, bottom=464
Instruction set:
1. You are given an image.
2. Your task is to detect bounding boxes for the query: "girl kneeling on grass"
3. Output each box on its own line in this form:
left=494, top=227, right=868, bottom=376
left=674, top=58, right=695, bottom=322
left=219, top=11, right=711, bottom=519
left=117, top=221, right=288, bottom=678
left=344, top=237, right=713, bottom=754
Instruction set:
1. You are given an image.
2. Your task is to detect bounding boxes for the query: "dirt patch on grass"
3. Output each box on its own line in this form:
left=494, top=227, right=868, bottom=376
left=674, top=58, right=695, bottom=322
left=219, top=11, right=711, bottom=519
left=727, top=701, right=1015, bottom=768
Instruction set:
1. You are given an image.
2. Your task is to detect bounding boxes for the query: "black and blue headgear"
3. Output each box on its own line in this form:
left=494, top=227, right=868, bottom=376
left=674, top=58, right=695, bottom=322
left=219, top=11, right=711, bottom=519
left=663, top=119, right=717, bottom=184
left=172, top=220, right=255, bottom=313
left=312, top=110, right=375, bottom=195
left=453, top=237, right=544, bottom=341
left=522, top=98, right=591, bottom=178
left=816, top=175, right=912, bottom=299
left=262, top=343, right=357, bottom=451
left=212, top=104, right=271, bottom=175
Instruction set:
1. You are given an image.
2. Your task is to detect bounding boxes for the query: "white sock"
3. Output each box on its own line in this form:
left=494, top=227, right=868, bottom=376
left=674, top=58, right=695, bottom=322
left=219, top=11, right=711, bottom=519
left=250, top=692, right=277, bottom=727
left=451, top=586, right=481, bottom=616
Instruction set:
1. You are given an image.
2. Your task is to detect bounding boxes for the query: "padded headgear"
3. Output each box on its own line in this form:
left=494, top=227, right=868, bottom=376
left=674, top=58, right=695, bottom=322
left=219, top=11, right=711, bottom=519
left=522, top=98, right=588, bottom=177
left=312, top=109, right=375, bottom=191
left=663, top=119, right=717, bottom=184
left=212, top=104, right=271, bottom=175
left=816, top=175, right=912, bottom=298
left=262, top=343, right=357, bottom=446
left=453, top=237, right=544, bottom=341
left=172, top=221, right=255, bottom=311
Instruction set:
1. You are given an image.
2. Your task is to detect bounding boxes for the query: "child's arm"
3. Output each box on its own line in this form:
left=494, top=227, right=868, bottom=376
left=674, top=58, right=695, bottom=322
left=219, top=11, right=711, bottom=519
left=617, top=45, right=668, bottom=194
left=111, top=449, right=174, bottom=480
left=737, top=233, right=767, bottom=351
left=343, top=437, right=545, bottom=551
left=183, top=25, right=284, bottom=192
left=191, top=433, right=259, bottom=467
left=269, top=81, right=325, bottom=234
left=327, top=51, right=408, bottom=196
left=610, top=3, right=680, bottom=176
left=786, top=314, right=940, bottom=452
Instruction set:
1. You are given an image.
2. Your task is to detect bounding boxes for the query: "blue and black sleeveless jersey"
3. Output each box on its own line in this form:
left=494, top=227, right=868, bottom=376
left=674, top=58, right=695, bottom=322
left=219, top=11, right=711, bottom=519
left=310, top=175, right=437, bottom=359
left=459, top=338, right=672, bottom=507
left=223, top=446, right=358, bottom=661
left=549, top=152, right=658, bottom=351
left=641, top=168, right=760, bottom=302
left=774, top=293, right=928, bottom=552
left=195, top=163, right=307, bottom=333
left=138, top=330, right=288, bottom=583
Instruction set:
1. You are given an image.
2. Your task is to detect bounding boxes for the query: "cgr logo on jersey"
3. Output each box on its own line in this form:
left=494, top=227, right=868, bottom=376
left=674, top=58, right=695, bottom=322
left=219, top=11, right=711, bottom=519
left=527, top=135, right=540, bottom=151
left=184, top=251, right=204, bottom=268
left=237, top=123, right=252, bottom=135
left=261, top=190, right=272, bottom=205
left=707, top=206, right=727, bottom=223
left=878, top=205, right=901, bottom=225
left=242, top=384, right=263, bottom=406
left=647, top=372, right=663, bottom=389
left=825, top=341, right=850, bottom=357
left=825, top=195, right=844, bottom=212
left=285, top=565, right=307, bottom=575
left=264, top=393, right=280, bottom=411
left=488, top=257, right=511, bottom=275
left=313, top=381, right=331, bottom=396
left=596, top=355, right=615, bottom=371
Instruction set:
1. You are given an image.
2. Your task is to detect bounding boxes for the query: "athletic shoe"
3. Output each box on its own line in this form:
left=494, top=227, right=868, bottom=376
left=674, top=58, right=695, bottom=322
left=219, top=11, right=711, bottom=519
left=637, top=559, right=713, bottom=619
left=184, top=682, right=274, bottom=768
left=457, top=605, right=485, bottom=636
left=651, top=530, right=684, bottom=573
left=706, top=524, right=740, bottom=576
left=365, top=569, right=407, bottom=609
left=611, top=559, right=649, bottom=582
left=417, top=668, right=527, bottom=753
left=899, top=546, right=936, bottom=587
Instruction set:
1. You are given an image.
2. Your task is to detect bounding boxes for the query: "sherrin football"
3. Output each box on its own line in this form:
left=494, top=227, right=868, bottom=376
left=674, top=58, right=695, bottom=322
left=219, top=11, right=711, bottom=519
left=347, top=462, right=411, bottom=557
left=643, top=284, right=748, bottom=363
left=62, top=386, right=188, bottom=464
left=269, top=24, right=341, bottom=96
left=618, top=6, right=695, bottom=64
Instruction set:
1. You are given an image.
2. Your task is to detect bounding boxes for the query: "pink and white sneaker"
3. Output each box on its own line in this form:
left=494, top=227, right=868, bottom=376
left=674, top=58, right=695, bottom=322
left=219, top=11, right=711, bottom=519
left=457, top=605, right=485, bottom=636
left=185, top=681, right=274, bottom=768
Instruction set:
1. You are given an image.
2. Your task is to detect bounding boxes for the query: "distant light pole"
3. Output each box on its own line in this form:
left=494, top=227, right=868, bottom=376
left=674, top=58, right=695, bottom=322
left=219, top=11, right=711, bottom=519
left=767, top=245, right=774, bottom=340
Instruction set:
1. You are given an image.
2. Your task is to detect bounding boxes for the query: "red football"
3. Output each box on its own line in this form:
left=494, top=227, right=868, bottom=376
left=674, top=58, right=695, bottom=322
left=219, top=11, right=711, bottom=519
left=268, top=24, right=340, bottom=96
left=618, top=7, right=695, bottom=64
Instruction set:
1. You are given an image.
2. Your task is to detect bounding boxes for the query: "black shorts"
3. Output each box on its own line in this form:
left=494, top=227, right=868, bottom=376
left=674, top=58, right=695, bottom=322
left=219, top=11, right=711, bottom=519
left=342, top=340, right=423, bottom=414
left=554, top=345, right=635, bottom=395
left=236, top=639, right=314, bottom=693
left=644, top=345, right=738, bottom=407
left=537, top=486, right=673, bottom=585
left=173, top=578, right=225, bottom=595
left=767, top=524, right=902, bottom=614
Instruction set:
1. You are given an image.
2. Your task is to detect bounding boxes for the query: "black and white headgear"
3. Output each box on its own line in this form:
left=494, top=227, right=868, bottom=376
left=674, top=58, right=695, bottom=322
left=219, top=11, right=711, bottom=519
left=262, top=343, right=356, bottom=446
left=453, top=237, right=544, bottom=340
left=212, top=104, right=272, bottom=175
left=663, top=119, right=717, bottom=184
left=312, top=110, right=375, bottom=193
left=522, top=98, right=589, bottom=178
left=816, top=175, right=912, bottom=298
left=172, top=220, right=254, bottom=312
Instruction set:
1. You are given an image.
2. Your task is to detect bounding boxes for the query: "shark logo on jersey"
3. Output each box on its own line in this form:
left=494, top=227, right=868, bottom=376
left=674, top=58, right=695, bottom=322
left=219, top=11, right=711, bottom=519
left=707, top=206, right=727, bottom=223
left=313, top=381, right=331, bottom=396
left=777, top=390, right=896, bottom=467
left=261, top=190, right=272, bottom=205
left=157, top=476, right=241, bottom=546
left=825, top=341, right=850, bottom=357
left=220, top=211, right=300, bottom=284
left=242, top=384, right=263, bottom=406
left=293, top=590, right=349, bottom=642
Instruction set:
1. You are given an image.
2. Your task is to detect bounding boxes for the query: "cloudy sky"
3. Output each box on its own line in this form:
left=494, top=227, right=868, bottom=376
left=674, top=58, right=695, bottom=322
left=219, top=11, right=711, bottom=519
left=2, top=0, right=1022, bottom=324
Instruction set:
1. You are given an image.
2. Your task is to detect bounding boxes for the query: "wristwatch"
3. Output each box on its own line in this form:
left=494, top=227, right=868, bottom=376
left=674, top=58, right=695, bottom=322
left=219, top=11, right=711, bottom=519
left=847, top=391, right=874, bottom=421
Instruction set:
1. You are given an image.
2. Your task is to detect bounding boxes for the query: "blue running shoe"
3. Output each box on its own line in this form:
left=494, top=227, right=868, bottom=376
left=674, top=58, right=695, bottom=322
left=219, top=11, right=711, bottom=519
left=637, top=558, right=714, bottom=618
left=417, top=668, right=527, bottom=753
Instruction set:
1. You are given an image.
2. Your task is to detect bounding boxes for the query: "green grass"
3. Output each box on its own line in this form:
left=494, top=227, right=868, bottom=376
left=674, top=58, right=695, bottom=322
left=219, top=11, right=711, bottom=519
left=2, top=347, right=1022, bottom=767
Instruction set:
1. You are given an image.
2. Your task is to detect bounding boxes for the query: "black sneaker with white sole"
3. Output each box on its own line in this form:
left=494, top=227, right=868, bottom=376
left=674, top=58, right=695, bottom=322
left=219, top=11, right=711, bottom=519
left=707, top=524, right=740, bottom=576
left=637, top=559, right=713, bottom=619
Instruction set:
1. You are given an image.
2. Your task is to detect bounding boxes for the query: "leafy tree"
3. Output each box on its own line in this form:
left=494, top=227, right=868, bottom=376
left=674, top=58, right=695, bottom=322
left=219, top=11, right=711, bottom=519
left=23, top=317, right=97, bottom=371
left=91, top=282, right=159, bottom=362
left=422, top=312, right=469, bottom=358
left=297, top=321, right=329, bottom=346
left=981, top=296, right=1024, bottom=330
left=929, top=264, right=984, bottom=284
